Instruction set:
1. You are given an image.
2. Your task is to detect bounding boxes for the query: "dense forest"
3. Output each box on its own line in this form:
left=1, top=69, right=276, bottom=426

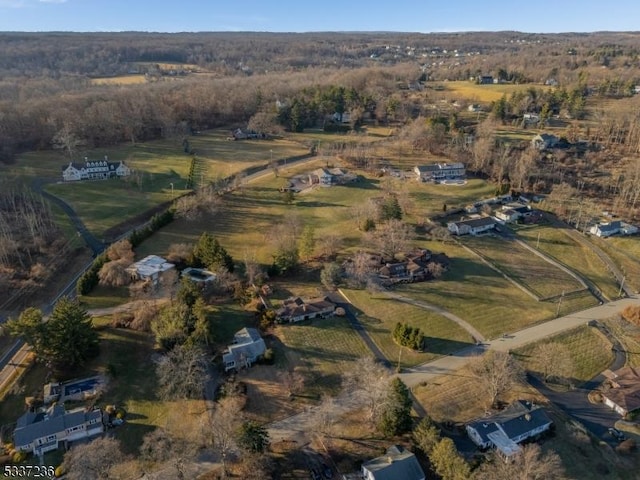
left=1, top=31, right=640, bottom=161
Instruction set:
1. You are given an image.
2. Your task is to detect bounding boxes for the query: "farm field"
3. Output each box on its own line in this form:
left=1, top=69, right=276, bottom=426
left=516, top=225, right=622, bottom=299
left=514, top=325, right=614, bottom=384
left=433, top=80, right=553, bottom=103
left=462, top=235, right=584, bottom=299
left=341, top=289, right=474, bottom=367
left=397, top=241, right=597, bottom=339
left=89, top=74, right=148, bottom=85
left=275, top=316, right=369, bottom=396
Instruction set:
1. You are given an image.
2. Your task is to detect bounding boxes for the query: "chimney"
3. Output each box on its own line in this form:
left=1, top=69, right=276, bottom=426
left=104, top=155, right=108, bottom=161
left=524, top=413, right=531, bottom=421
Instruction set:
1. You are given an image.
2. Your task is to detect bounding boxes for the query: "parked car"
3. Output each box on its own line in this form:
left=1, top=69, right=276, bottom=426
left=608, top=427, right=626, bottom=441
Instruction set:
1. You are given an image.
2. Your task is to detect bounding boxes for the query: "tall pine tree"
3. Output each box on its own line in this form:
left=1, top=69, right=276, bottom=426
left=193, top=232, right=234, bottom=272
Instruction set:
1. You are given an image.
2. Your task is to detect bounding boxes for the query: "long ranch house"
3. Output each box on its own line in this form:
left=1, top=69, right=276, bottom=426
left=62, top=156, right=131, bottom=182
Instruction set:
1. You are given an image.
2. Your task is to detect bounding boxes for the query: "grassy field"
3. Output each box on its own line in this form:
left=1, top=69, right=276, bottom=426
left=275, top=317, right=369, bottom=396
left=6, top=129, right=308, bottom=237
left=589, top=235, right=640, bottom=294
left=396, top=241, right=597, bottom=339
left=433, top=81, right=553, bottom=103
left=341, top=289, right=473, bottom=367
left=605, top=317, right=640, bottom=368
left=516, top=225, right=622, bottom=299
left=514, top=326, right=614, bottom=384
left=462, top=235, right=585, bottom=299
left=89, top=75, right=148, bottom=85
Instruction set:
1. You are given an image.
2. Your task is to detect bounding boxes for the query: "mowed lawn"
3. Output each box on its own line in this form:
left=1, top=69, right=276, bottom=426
left=8, top=129, right=308, bottom=237
left=463, top=235, right=584, bottom=298
left=135, top=159, right=383, bottom=263
left=397, top=241, right=597, bottom=339
left=516, top=225, right=622, bottom=299
left=342, top=289, right=474, bottom=367
left=515, top=325, right=614, bottom=384
left=275, top=317, right=369, bottom=395
left=589, top=234, right=640, bottom=294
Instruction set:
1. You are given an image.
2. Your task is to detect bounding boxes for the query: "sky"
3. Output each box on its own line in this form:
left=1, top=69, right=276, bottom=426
left=0, top=0, right=639, bottom=33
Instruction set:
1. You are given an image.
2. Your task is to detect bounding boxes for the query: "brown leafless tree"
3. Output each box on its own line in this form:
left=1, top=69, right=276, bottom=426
left=62, top=436, right=125, bottom=480
left=470, top=350, right=523, bottom=409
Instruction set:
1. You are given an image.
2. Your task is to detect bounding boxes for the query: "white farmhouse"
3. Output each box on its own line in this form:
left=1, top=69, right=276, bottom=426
left=62, top=157, right=131, bottom=182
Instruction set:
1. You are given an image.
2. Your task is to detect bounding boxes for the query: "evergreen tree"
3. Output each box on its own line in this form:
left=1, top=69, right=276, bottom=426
left=429, top=438, right=470, bottom=480
left=193, top=233, right=234, bottom=272
left=45, top=297, right=99, bottom=370
left=412, top=417, right=441, bottom=456
left=6, top=308, right=47, bottom=358
left=379, top=195, right=403, bottom=221
left=378, top=378, right=413, bottom=437
left=299, top=225, right=316, bottom=261
left=238, top=421, right=270, bottom=453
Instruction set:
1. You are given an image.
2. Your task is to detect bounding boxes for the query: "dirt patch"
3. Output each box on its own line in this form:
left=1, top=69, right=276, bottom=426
left=237, top=365, right=310, bottom=423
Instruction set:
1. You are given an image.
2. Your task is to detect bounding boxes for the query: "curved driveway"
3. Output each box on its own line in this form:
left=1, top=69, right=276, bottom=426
left=32, top=179, right=105, bottom=255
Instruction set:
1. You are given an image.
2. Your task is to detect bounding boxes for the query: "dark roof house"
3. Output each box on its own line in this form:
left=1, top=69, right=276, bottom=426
left=14, top=405, right=104, bottom=455
left=602, top=367, right=640, bottom=416
left=466, top=400, right=553, bottom=457
left=276, top=296, right=336, bottom=323
left=222, top=327, right=266, bottom=372
left=361, top=445, right=425, bottom=480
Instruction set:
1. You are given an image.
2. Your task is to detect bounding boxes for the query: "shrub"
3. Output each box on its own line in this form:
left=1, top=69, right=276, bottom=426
left=616, top=438, right=636, bottom=454
left=621, top=305, right=640, bottom=326
left=12, top=451, right=26, bottom=463
left=76, top=253, right=107, bottom=295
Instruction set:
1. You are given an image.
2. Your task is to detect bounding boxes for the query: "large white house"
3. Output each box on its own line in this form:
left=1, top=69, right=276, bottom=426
left=414, top=162, right=465, bottom=182
left=126, top=255, right=175, bottom=285
left=61, top=157, right=131, bottom=182
left=14, top=405, right=104, bottom=455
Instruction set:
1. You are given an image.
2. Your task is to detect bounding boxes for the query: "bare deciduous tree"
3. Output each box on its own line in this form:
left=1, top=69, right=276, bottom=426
left=140, top=427, right=196, bottom=480
left=474, top=444, right=564, bottom=480
left=205, top=395, right=244, bottom=478
left=62, top=436, right=125, bottom=480
left=106, top=239, right=134, bottom=263
left=98, top=259, right=131, bottom=287
left=528, top=342, right=573, bottom=383
left=279, top=368, right=305, bottom=396
left=317, top=234, right=342, bottom=259
left=156, top=344, right=209, bottom=401
left=342, top=356, right=390, bottom=423
left=166, top=242, right=194, bottom=265
left=470, top=350, right=523, bottom=409
left=366, top=218, right=412, bottom=260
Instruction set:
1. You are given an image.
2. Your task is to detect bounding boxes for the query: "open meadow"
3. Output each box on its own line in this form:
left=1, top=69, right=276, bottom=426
left=5, top=129, right=309, bottom=237
left=588, top=234, right=640, bottom=294
left=341, top=289, right=473, bottom=367
left=275, top=317, right=369, bottom=396
left=516, top=225, right=623, bottom=299
left=432, top=81, right=553, bottom=103
left=514, top=325, right=614, bottom=384
left=397, top=240, right=597, bottom=339
left=462, top=234, right=585, bottom=299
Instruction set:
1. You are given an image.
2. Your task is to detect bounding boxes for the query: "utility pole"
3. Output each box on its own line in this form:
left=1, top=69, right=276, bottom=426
left=556, top=290, right=565, bottom=317
left=618, top=276, right=626, bottom=297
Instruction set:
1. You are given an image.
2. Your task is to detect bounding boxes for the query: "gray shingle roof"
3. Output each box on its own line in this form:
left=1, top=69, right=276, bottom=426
left=467, top=401, right=552, bottom=445
left=362, top=445, right=425, bottom=480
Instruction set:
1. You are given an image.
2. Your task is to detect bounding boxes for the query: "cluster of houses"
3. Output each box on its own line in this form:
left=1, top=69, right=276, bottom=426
left=61, top=157, right=131, bottom=182
left=414, top=162, right=465, bottom=183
